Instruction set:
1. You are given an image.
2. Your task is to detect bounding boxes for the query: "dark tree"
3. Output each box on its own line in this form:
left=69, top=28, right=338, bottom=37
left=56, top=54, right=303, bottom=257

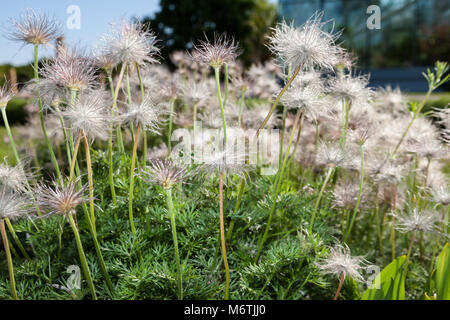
left=142, top=0, right=277, bottom=66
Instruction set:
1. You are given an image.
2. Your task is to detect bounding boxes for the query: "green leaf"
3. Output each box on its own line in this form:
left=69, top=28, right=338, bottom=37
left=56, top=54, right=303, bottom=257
left=361, top=256, right=407, bottom=300
left=435, top=243, right=450, bottom=300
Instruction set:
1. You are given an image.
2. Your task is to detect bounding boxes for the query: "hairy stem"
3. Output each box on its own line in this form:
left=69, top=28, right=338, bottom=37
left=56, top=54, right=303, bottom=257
left=343, top=144, right=364, bottom=242
left=34, top=44, right=61, bottom=180
left=166, top=188, right=183, bottom=299
left=219, top=172, right=230, bottom=300
left=128, top=123, right=141, bottom=236
left=309, top=166, right=335, bottom=233
left=0, top=219, right=18, bottom=300
left=67, top=212, right=97, bottom=300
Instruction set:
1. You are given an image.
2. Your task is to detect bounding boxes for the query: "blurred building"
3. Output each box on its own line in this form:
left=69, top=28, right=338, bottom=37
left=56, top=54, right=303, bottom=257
left=278, top=0, right=450, bottom=91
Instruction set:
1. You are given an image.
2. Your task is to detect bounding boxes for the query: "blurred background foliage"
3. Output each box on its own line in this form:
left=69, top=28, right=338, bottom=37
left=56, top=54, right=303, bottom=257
left=142, top=0, right=277, bottom=67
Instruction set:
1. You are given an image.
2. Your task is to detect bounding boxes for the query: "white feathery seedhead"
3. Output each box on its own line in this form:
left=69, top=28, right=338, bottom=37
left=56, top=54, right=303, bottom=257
left=182, top=80, right=210, bottom=106
left=332, top=181, right=368, bottom=210
left=374, top=85, right=406, bottom=116
left=370, top=158, right=406, bottom=184
left=0, top=161, right=31, bottom=193
left=98, top=20, right=160, bottom=67
left=192, top=33, right=241, bottom=68
left=393, top=207, right=438, bottom=233
left=0, top=81, right=15, bottom=108
left=316, top=141, right=345, bottom=167
left=328, top=73, right=372, bottom=104
left=118, top=93, right=166, bottom=133
left=267, top=12, right=343, bottom=70
left=431, top=185, right=450, bottom=206
left=0, top=186, right=32, bottom=221
left=6, top=8, right=61, bottom=45
left=316, top=243, right=368, bottom=282
left=36, top=176, right=88, bottom=216
left=62, top=90, right=110, bottom=140
left=193, top=143, right=251, bottom=181
left=40, top=48, right=98, bottom=92
left=280, top=84, right=325, bottom=121
left=433, top=107, right=450, bottom=144
left=141, top=159, right=187, bottom=189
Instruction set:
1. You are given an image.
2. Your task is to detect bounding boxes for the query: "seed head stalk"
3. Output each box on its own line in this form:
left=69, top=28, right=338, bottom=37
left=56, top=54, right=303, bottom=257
left=231, top=63, right=303, bottom=221
left=333, top=272, right=344, bottom=300
left=223, top=63, right=229, bottom=106
left=135, top=64, right=147, bottom=166
left=128, top=123, right=141, bottom=236
left=391, top=184, right=397, bottom=260
left=309, top=166, right=335, bottom=233
left=391, top=89, right=432, bottom=157
left=81, top=133, right=114, bottom=294
left=34, top=44, right=61, bottom=181
left=165, top=188, right=183, bottom=299
left=67, top=211, right=97, bottom=300
left=343, top=144, right=364, bottom=242
left=0, top=219, right=18, bottom=299
left=110, top=64, right=126, bottom=154
left=219, top=171, right=230, bottom=300
left=256, top=110, right=302, bottom=262
left=214, top=67, right=227, bottom=145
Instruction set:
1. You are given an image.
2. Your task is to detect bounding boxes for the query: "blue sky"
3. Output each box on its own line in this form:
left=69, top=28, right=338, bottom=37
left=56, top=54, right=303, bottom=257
left=0, top=0, right=160, bottom=65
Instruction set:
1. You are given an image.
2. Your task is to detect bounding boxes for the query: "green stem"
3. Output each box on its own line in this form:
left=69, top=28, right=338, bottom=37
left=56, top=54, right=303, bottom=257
left=255, top=64, right=302, bottom=138
left=81, top=134, right=113, bottom=294
left=128, top=123, right=141, bottom=236
left=226, top=179, right=245, bottom=241
left=166, top=188, right=183, bottom=299
left=223, top=63, right=229, bottom=106
left=214, top=67, right=227, bottom=145
left=309, top=166, right=335, bottom=233
left=343, top=144, right=364, bottom=242
left=136, top=64, right=147, bottom=166
left=238, top=89, right=245, bottom=127
left=278, top=105, right=288, bottom=173
left=5, top=218, right=30, bottom=261
left=67, top=212, right=97, bottom=300
left=391, top=89, right=432, bottom=157
left=82, top=134, right=96, bottom=234
left=0, top=220, right=18, bottom=300
left=34, top=44, right=61, bottom=180
left=255, top=110, right=302, bottom=262
left=219, top=172, right=230, bottom=300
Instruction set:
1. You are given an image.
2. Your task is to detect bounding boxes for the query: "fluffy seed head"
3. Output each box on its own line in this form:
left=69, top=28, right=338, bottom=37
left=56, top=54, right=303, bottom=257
left=328, top=73, right=372, bottom=104
left=316, top=243, right=368, bottom=282
left=118, top=93, right=166, bottom=133
left=393, top=208, right=438, bottom=233
left=6, top=8, right=61, bottom=45
left=62, top=90, right=110, bottom=140
left=36, top=177, right=88, bottom=216
left=40, top=48, right=98, bottom=92
left=192, top=33, right=241, bottom=68
left=0, top=81, right=15, bottom=108
left=141, top=159, right=187, bottom=189
left=193, top=144, right=251, bottom=182
left=431, top=185, right=450, bottom=206
left=316, top=141, right=346, bottom=167
left=267, top=12, right=343, bottom=70
left=98, top=20, right=160, bottom=67
left=0, top=186, right=32, bottom=221
left=0, top=161, right=31, bottom=193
